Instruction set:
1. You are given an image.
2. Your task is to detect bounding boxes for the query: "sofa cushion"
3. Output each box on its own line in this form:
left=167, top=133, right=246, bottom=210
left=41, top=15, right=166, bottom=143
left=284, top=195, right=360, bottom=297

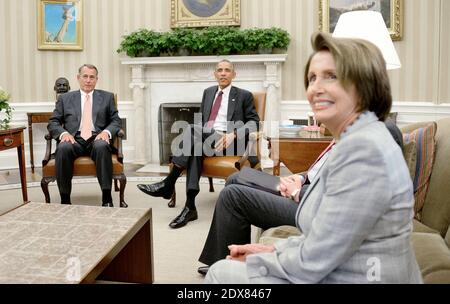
left=411, top=232, right=450, bottom=283
left=413, top=219, right=440, bottom=234
left=403, top=122, right=437, bottom=220
left=419, top=118, right=450, bottom=238
left=258, top=225, right=301, bottom=245
left=446, top=226, right=450, bottom=247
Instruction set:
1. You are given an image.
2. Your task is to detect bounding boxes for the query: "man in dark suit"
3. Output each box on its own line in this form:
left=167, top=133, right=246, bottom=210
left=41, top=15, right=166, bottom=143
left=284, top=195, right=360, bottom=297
left=48, top=64, right=121, bottom=207
left=137, top=59, right=260, bottom=229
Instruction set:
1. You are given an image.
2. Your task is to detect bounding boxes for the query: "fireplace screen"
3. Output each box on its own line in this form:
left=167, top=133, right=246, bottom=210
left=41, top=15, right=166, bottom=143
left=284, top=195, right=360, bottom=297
left=158, top=103, right=201, bottom=164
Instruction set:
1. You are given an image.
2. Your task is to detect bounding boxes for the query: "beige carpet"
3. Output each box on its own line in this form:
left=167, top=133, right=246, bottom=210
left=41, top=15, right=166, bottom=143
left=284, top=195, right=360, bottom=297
left=0, top=179, right=223, bottom=284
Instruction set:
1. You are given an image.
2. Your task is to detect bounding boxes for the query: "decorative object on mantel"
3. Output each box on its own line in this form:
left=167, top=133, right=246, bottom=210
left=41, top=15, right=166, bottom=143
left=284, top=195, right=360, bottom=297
left=0, top=86, right=13, bottom=129
left=117, top=27, right=290, bottom=57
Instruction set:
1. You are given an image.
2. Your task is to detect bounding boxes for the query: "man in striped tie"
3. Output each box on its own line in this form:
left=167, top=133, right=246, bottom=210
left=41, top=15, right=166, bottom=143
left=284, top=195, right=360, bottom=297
left=137, top=59, right=260, bottom=229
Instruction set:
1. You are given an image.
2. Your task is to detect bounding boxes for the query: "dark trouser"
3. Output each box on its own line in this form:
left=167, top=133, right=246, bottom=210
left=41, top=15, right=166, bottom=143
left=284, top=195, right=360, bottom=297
left=198, top=172, right=299, bottom=266
left=171, top=153, right=204, bottom=194
left=55, top=133, right=113, bottom=195
left=171, top=124, right=240, bottom=194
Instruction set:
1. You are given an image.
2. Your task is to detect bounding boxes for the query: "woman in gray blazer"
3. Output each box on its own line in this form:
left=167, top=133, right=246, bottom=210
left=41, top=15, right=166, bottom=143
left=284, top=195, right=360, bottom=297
left=205, top=33, right=422, bottom=284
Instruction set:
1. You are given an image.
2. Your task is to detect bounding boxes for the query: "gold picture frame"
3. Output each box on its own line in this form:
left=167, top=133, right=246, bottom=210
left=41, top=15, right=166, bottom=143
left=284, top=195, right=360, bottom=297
left=319, top=0, right=403, bottom=41
left=171, top=0, right=240, bottom=28
left=37, top=0, right=83, bottom=50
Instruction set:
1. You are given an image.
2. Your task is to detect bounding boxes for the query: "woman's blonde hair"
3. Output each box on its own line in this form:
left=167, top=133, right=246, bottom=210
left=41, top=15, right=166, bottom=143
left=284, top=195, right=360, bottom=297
left=304, top=32, right=392, bottom=121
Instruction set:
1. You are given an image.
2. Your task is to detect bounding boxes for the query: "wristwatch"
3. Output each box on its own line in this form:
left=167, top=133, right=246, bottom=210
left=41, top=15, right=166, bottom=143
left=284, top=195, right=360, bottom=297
left=290, top=188, right=300, bottom=201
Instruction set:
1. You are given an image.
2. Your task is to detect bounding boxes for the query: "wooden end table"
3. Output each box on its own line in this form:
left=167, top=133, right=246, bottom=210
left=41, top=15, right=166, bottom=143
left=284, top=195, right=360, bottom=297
left=266, top=130, right=333, bottom=176
left=27, top=112, right=53, bottom=173
left=0, top=126, right=28, bottom=202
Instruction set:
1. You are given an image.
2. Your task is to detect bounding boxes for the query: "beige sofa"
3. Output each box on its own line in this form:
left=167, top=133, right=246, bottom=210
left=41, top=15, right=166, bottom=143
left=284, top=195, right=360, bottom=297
left=258, top=118, right=450, bottom=283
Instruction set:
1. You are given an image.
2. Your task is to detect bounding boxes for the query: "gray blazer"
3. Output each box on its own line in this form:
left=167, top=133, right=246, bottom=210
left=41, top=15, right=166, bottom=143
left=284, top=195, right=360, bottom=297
left=246, top=111, right=423, bottom=283
left=48, top=90, right=121, bottom=140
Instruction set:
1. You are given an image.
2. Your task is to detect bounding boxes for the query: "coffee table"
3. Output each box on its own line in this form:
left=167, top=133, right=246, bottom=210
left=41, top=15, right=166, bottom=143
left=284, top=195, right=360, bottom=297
left=0, top=203, right=153, bottom=283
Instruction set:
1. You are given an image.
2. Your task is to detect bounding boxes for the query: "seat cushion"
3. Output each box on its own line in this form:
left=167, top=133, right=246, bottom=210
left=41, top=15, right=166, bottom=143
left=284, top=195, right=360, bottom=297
left=201, top=156, right=243, bottom=178
left=43, top=155, right=123, bottom=177
left=413, top=219, right=440, bottom=234
left=411, top=232, right=450, bottom=283
left=403, top=122, right=437, bottom=220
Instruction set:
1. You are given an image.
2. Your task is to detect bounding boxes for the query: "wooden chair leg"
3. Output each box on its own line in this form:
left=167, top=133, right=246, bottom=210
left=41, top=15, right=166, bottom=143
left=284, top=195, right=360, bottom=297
left=41, top=177, right=54, bottom=203
left=118, top=174, right=128, bottom=208
left=208, top=177, right=215, bottom=192
left=168, top=187, right=176, bottom=208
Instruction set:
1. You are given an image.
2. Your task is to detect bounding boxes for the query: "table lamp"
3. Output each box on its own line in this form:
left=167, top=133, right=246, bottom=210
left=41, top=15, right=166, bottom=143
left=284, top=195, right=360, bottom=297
left=332, top=10, right=401, bottom=70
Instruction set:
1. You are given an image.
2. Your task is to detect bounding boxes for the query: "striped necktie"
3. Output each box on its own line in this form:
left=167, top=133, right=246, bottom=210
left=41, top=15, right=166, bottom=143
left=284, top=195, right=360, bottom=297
left=206, top=91, right=223, bottom=128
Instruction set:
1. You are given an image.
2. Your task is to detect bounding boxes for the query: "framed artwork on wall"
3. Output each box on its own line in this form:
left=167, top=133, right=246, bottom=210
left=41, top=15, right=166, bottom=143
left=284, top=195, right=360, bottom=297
left=319, top=0, right=403, bottom=41
left=37, top=0, right=83, bottom=50
left=171, top=0, right=240, bottom=28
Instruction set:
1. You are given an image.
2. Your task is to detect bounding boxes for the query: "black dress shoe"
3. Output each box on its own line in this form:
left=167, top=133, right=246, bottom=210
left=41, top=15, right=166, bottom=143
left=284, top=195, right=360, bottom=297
left=102, top=202, right=114, bottom=207
left=137, top=181, right=174, bottom=199
left=197, top=266, right=209, bottom=276
left=169, top=206, right=198, bottom=229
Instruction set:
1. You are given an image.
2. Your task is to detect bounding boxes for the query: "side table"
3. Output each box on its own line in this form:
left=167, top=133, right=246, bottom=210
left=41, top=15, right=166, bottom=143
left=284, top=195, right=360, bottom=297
left=0, top=126, right=28, bottom=202
left=266, top=130, right=333, bottom=176
left=27, top=112, right=52, bottom=173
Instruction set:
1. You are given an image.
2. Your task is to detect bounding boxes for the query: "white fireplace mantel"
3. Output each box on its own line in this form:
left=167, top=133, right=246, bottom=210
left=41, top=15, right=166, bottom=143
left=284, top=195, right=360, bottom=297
left=121, top=54, right=287, bottom=166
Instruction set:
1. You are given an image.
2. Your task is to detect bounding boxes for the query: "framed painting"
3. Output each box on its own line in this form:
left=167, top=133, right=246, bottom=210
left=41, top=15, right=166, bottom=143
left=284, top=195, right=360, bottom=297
left=319, top=0, right=403, bottom=41
left=171, top=0, right=240, bottom=28
left=37, top=0, right=83, bottom=50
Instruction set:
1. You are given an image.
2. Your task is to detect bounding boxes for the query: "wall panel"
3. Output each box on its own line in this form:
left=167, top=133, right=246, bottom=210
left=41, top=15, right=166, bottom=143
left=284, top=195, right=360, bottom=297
left=0, top=0, right=448, bottom=104
left=439, top=0, right=450, bottom=102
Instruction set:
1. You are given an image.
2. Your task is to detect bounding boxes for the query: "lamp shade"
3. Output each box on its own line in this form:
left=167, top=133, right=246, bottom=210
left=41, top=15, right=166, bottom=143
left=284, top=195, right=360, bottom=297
left=332, top=10, right=401, bottom=70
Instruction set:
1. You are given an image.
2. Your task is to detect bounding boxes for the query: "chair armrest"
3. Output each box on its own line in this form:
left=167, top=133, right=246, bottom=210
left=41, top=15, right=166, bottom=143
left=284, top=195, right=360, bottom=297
left=116, top=129, right=125, bottom=163
left=42, top=133, right=53, bottom=166
left=235, top=131, right=263, bottom=170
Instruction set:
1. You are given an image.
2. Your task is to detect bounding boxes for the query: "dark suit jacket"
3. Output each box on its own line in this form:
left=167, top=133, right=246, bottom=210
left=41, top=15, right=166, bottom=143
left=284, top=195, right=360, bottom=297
left=48, top=90, right=121, bottom=140
left=200, top=86, right=260, bottom=140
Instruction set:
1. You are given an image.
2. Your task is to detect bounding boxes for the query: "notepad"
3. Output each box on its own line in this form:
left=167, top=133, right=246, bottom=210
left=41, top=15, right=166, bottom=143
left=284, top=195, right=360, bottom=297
left=237, top=167, right=281, bottom=195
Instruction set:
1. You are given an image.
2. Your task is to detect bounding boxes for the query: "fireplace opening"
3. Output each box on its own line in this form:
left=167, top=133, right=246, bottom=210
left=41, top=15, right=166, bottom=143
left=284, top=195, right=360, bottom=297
left=158, top=103, right=201, bottom=165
